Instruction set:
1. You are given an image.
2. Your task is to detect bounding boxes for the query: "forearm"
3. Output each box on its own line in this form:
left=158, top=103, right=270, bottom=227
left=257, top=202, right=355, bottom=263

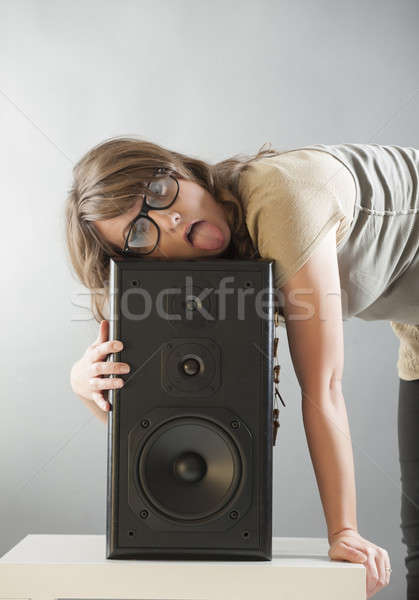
left=301, top=385, right=358, bottom=543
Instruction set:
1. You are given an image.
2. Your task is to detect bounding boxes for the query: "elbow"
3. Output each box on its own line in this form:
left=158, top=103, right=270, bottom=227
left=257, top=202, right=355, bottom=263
left=301, top=372, right=343, bottom=406
left=329, top=372, right=343, bottom=394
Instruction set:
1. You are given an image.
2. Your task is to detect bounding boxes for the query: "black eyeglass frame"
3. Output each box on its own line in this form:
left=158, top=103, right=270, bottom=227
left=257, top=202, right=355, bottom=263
left=119, top=172, right=180, bottom=257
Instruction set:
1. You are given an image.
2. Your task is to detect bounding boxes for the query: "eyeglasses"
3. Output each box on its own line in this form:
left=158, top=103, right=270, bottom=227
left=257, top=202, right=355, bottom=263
left=121, top=171, right=179, bottom=256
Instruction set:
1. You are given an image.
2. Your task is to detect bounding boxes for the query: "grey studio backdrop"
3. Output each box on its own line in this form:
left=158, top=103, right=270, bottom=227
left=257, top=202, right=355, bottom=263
left=1, top=1, right=418, bottom=598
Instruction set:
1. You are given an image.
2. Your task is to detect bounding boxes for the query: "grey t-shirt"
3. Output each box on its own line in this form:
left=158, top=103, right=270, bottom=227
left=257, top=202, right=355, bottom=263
left=294, top=143, right=419, bottom=326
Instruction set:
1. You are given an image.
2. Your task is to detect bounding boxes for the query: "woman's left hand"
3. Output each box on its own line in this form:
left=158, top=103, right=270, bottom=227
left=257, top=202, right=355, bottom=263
left=328, top=528, right=391, bottom=598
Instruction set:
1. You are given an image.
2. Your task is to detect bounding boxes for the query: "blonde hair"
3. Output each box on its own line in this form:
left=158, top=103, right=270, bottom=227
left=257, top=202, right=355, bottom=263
left=65, top=135, right=282, bottom=322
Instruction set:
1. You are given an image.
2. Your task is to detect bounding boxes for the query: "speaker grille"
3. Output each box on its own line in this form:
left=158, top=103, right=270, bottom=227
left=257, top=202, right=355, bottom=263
left=137, top=417, right=242, bottom=520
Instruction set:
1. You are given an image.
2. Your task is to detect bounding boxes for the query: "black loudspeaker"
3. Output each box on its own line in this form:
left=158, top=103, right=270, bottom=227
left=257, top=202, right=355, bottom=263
left=106, top=257, right=275, bottom=560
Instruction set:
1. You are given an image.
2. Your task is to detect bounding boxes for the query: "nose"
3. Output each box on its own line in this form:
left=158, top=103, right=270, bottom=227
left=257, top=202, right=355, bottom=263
left=148, top=209, right=182, bottom=233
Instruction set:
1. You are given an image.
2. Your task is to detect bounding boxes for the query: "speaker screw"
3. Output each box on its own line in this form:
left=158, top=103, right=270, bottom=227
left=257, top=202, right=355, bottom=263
left=242, top=530, right=250, bottom=539
left=141, top=419, right=150, bottom=428
left=229, top=510, right=239, bottom=520
left=128, top=529, right=135, bottom=536
left=140, top=510, right=149, bottom=519
left=231, top=420, right=240, bottom=429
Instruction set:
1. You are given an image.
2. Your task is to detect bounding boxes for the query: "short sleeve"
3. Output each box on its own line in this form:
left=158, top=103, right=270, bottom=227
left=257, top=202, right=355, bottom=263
left=238, top=156, right=348, bottom=289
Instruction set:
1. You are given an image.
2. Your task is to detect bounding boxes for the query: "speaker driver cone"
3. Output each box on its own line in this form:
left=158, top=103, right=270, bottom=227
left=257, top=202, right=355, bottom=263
left=138, top=417, right=242, bottom=520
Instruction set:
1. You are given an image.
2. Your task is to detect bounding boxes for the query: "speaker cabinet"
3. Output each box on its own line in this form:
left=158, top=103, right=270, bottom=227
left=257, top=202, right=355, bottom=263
left=106, top=258, right=275, bottom=560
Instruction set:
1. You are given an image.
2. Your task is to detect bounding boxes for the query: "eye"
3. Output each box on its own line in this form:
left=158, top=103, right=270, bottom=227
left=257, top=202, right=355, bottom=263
left=148, top=178, right=172, bottom=197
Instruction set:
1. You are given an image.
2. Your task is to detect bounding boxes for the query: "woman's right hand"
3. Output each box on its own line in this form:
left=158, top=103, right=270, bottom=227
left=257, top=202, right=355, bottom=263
left=70, top=320, right=130, bottom=412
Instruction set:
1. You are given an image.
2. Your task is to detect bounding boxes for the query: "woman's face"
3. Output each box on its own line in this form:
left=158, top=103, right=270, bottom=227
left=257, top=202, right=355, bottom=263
left=92, top=177, right=232, bottom=260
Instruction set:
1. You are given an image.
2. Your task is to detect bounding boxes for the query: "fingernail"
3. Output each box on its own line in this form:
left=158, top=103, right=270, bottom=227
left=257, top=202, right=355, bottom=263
left=121, top=365, right=130, bottom=373
left=113, top=341, right=123, bottom=351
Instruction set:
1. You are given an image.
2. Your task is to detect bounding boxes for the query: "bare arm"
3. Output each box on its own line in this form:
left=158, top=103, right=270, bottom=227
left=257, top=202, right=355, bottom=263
left=280, top=222, right=357, bottom=541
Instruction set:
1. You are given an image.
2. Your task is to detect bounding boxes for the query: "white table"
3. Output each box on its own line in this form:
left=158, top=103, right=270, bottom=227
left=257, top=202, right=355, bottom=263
left=0, top=534, right=365, bottom=599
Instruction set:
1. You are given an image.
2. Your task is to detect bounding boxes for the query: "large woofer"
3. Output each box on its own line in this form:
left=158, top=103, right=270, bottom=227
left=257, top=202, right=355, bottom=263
left=137, top=417, right=242, bottom=520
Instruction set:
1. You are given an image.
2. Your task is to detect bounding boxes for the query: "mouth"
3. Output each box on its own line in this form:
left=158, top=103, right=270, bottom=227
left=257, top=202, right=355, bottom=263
left=184, top=220, right=203, bottom=246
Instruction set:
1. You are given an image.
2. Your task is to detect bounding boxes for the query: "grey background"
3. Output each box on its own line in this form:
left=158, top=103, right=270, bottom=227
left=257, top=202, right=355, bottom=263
left=1, top=1, right=418, bottom=598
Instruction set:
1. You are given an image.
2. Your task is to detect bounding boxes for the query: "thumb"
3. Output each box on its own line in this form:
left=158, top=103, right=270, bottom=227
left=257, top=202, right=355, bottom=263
left=330, top=541, right=368, bottom=563
left=93, top=319, right=109, bottom=346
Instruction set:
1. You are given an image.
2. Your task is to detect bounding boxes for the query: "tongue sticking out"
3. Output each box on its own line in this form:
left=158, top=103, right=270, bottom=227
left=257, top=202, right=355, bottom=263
left=189, top=221, right=224, bottom=250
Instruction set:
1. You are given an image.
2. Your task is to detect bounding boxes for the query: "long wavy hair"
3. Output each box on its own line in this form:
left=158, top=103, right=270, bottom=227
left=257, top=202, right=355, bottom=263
left=65, top=135, right=282, bottom=322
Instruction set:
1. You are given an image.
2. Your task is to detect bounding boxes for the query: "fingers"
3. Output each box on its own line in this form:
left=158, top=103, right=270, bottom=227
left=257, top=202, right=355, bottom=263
left=92, top=320, right=109, bottom=347
left=372, top=548, right=391, bottom=594
left=364, top=547, right=391, bottom=598
left=90, top=339, right=124, bottom=362
left=88, top=361, right=130, bottom=378
left=364, top=549, right=380, bottom=597
left=86, top=327, right=128, bottom=413
left=89, top=375, right=125, bottom=412
left=89, top=376, right=125, bottom=392
left=384, top=550, right=392, bottom=585
left=91, top=391, right=110, bottom=412
left=375, top=550, right=387, bottom=588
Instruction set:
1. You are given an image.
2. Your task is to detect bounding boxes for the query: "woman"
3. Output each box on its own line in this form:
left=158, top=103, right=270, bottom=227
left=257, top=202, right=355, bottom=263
left=66, top=136, right=419, bottom=599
